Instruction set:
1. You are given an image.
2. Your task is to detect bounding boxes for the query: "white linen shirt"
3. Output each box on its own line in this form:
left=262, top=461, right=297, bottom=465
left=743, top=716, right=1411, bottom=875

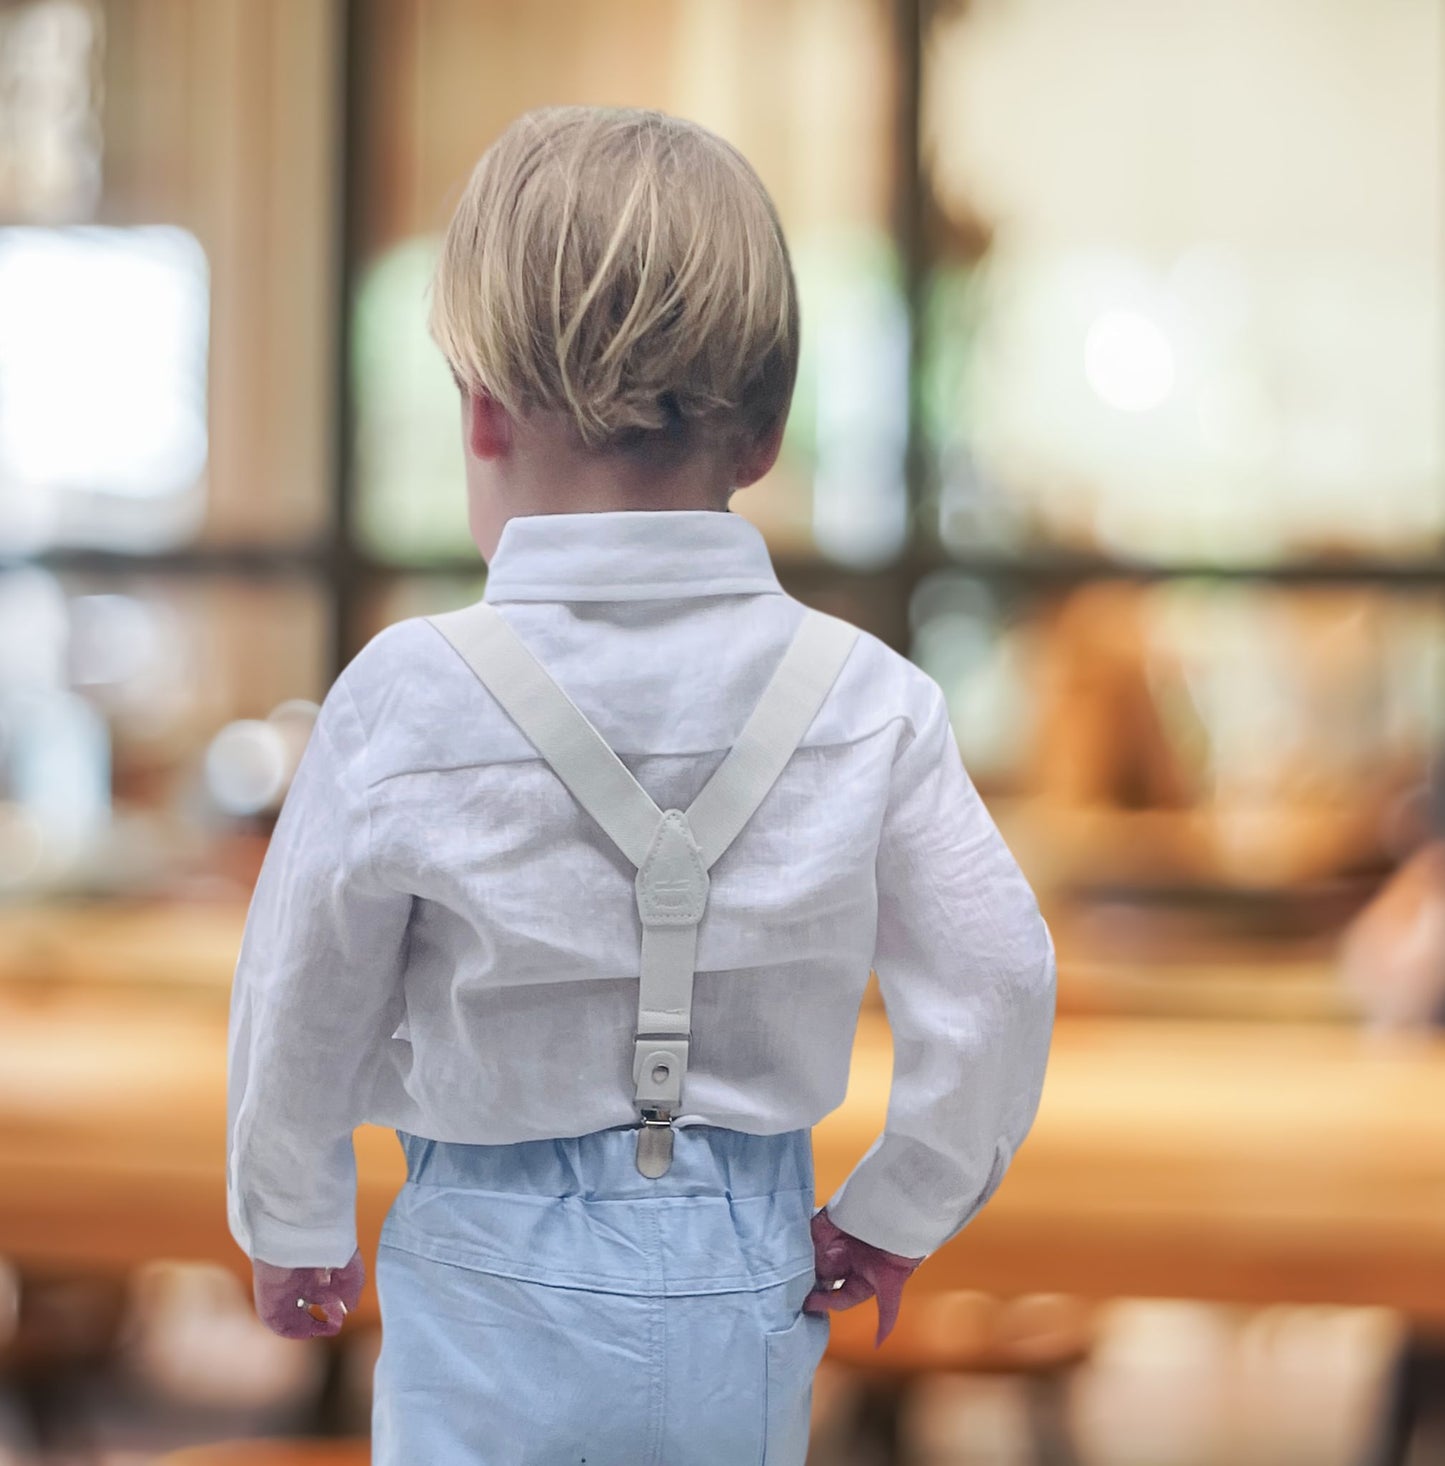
left=226, top=507, right=1056, bottom=1270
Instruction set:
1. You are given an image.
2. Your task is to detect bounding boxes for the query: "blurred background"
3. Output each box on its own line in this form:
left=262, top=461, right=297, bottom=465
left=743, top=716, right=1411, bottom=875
left=0, top=0, right=1443, bottom=1463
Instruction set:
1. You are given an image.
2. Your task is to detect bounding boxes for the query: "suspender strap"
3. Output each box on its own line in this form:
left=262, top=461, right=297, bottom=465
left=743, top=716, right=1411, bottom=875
left=425, top=601, right=860, bottom=1176
left=424, top=605, right=663, bottom=869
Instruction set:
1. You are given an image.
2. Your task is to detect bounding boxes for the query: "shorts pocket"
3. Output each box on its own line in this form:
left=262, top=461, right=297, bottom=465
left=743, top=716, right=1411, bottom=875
left=761, top=1306, right=831, bottom=1465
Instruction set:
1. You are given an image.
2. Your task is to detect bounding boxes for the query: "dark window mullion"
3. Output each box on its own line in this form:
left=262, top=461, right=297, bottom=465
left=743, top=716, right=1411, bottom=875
left=324, top=0, right=1443, bottom=673
left=896, top=0, right=928, bottom=655
left=331, top=0, right=368, bottom=681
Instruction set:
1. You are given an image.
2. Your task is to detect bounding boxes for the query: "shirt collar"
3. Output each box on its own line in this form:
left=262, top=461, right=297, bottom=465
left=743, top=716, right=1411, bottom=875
left=481, top=509, right=785, bottom=603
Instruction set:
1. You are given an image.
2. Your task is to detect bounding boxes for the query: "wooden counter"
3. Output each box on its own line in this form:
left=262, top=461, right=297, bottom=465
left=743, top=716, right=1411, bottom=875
left=2, top=984, right=1444, bottom=1330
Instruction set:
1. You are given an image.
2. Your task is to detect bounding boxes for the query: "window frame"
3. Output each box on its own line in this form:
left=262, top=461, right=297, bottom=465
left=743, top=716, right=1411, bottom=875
left=13, top=0, right=1444, bottom=686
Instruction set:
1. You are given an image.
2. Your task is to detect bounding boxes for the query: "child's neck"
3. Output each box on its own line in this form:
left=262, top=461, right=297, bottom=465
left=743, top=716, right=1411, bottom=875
left=491, top=416, right=738, bottom=516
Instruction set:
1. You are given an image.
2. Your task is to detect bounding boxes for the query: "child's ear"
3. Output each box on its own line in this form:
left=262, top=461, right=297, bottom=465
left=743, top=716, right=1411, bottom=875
left=467, top=390, right=513, bottom=460
left=733, top=416, right=786, bottom=488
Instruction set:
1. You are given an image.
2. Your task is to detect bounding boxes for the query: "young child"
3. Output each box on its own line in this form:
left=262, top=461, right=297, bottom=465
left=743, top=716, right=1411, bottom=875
left=226, top=104, right=1055, bottom=1466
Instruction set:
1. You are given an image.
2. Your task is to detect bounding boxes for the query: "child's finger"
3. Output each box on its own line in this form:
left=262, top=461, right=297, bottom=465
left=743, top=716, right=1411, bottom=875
left=873, top=1287, right=904, bottom=1347
left=804, top=1275, right=872, bottom=1313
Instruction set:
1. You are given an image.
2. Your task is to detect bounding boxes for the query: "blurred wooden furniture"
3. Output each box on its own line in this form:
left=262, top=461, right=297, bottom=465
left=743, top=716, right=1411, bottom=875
left=6, top=901, right=1445, bottom=1462
left=0, top=899, right=247, bottom=1000
left=0, top=873, right=1363, bottom=1021
left=817, top=1009, right=1445, bottom=1322
left=824, top=1292, right=1095, bottom=1466
left=154, top=1444, right=368, bottom=1465
left=1338, top=844, right=1445, bottom=1466
left=3, top=986, right=1445, bottom=1329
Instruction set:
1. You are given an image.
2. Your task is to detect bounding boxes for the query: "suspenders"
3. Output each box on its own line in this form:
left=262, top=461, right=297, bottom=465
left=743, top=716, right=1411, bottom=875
left=424, top=600, right=861, bottom=1178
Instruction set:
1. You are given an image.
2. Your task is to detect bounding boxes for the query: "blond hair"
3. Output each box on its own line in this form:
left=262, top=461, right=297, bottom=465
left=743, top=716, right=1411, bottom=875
left=429, top=105, right=799, bottom=460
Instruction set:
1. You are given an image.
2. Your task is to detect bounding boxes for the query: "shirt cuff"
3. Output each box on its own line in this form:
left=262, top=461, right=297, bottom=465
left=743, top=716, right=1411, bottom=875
left=821, top=1183, right=936, bottom=1261
left=229, top=1196, right=358, bottom=1270
left=823, top=1141, right=1011, bottom=1261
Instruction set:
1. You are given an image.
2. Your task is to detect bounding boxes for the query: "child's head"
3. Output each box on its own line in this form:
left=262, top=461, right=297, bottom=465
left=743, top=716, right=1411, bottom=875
left=430, top=105, right=799, bottom=551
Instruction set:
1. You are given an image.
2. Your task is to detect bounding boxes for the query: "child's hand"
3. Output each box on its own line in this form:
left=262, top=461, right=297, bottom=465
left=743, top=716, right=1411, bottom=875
left=251, top=1248, right=366, bottom=1339
left=802, top=1206, right=923, bottom=1347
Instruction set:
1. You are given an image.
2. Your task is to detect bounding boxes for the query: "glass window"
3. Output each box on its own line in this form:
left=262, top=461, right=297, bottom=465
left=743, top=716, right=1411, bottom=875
left=1, top=0, right=1437, bottom=1027
left=0, top=565, right=328, bottom=897
left=921, top=0, right=1445, bottom=565
left=909, top=572, right=1444, bottom=1013
left=0, top=224, right=209, bottom=554
left=0, top=2, right=349, bottom=905
left=0, top=0, right=103, bottom=222
left=92, top=0, right=338, bottom=549
left=349, top=0, right=908, bottom=570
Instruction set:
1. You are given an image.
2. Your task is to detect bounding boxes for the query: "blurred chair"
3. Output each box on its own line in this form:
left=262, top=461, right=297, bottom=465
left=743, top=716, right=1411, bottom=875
left=1337, top=830, right=1445, bottom=1466
left=0, top=1257, right=33, bottom=1461
left=823, top=1289, right=1096, bottom=1466
left=154, top=1443, right=368, bottom=1465
left=0, top=1269, right=129, bottom=1455
left=116, top=1261, right=328, bottom=1415
left=0, top=1258, right=18, bottom=1358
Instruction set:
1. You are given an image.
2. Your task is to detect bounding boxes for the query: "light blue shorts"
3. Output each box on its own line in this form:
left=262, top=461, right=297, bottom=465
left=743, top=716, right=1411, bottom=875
left=371, top=1123, right=831, bottom=1466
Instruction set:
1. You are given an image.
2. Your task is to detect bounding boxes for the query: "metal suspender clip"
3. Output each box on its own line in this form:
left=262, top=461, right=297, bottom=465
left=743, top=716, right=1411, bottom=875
left=634, top=1038, right=685, bottom=1177
left=636, top=1107, right=675, bottom=1178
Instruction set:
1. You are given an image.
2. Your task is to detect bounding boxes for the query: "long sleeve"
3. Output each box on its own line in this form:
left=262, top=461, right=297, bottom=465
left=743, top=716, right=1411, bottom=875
left=822, top=676, right=1056, bottom=1260
left=226, top=669, right=413, bottom=1269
